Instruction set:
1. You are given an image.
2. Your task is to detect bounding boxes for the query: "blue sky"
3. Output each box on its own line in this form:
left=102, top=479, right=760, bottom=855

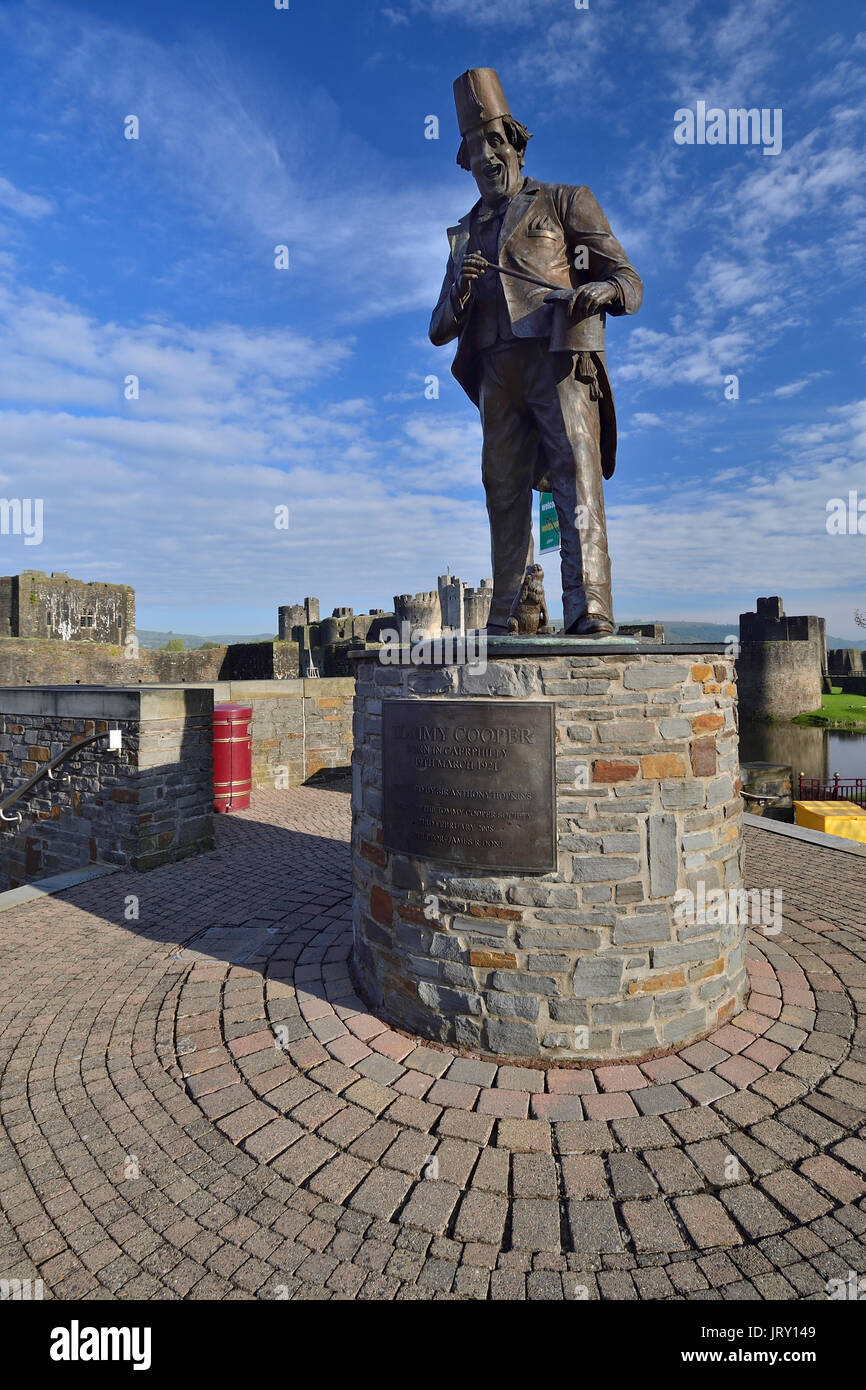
left=0, top=0, right=864, bottom=637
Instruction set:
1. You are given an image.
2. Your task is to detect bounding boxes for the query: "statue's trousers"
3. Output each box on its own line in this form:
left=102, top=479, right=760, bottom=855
left=478, top=339, right=612, bottom=631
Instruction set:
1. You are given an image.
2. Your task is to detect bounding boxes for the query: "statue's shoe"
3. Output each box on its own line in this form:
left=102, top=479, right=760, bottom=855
left=566, top=615, right=616, bottom=637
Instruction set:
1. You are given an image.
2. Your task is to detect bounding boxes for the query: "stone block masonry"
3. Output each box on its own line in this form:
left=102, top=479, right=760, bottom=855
left=0, top=570, right=134, bottom=644
left=0, top=637, right=300, bottom=686
left=737, top=596, right=826, bottom=721
left=828, top=646, right=864, bottom=677
left=350, top=644, right=747, bottom=1063
left=0, top=678, right=356, bottom=888
left=227, top=679, right=355, bottom=787
left=0, top=687, right=214, bottom=890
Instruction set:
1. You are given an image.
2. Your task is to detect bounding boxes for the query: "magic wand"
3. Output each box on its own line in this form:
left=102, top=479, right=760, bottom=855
left=474, top=255, right=573, bottom=300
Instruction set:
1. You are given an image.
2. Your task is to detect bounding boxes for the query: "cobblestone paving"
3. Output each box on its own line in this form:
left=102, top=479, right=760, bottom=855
left=1, top=788, right=864, bottom=1301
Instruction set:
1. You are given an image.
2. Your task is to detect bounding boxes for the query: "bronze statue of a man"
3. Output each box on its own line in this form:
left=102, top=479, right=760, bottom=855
left=429, top=68, right=642, bottom=636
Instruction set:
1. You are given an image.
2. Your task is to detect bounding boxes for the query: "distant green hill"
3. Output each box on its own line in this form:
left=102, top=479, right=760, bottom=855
left=546, top=619, right=741, bottom=642
left=137, top=630, right=276, bottom=650
left=651, top=621, right=737, bottom=644
left=136, top=621, right=866, bottom=651
left=623, top=621, right=866, bottom=650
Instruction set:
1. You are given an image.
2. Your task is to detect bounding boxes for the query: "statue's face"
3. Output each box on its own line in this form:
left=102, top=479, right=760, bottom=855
left=464, top=118, right=522, bottom=205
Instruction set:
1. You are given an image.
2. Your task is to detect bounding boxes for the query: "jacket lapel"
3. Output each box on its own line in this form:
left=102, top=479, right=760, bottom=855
left=448, top=209, right=475, bottom=275
left=498, top=180, right=539, bottom=253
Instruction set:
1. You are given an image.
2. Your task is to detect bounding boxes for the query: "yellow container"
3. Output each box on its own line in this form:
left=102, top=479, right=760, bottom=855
left=794, top=800, right=866, bottom=841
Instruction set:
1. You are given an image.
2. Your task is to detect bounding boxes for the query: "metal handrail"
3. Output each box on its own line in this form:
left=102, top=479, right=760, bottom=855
left=741, top=789, right=780, bottom=806
left=0, top=728, right=122, bottom=823
left=798, top=772, right=866, bottom=804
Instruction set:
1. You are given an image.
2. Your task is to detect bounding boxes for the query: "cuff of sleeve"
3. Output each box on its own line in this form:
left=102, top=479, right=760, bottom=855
left=450, top=285, right=470, bottom=318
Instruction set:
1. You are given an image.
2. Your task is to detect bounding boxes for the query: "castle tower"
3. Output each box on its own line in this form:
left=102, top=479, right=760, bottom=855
left=278, top=597, right=320, bottom=640
left=737, top=596, right=827, bottom=720
left=319, top=607, right=356, bottom=645
left=394, top=591, right=442, bottom=638
left=463, top=577, right=493, bottom=632
left=278, top=604, right=305, bottom=640
left=438, top=570, right=464, bottom=633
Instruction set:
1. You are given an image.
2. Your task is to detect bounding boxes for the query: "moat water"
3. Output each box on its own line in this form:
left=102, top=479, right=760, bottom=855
left=739, top=722, right=866, bottom=782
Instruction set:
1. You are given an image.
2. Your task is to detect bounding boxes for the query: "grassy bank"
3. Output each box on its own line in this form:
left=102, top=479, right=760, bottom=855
left=794, top=689, right=866, bottom=728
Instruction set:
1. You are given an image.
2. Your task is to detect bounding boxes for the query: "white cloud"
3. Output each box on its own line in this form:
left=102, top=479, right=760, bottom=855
left=0, top=272, right=493, bottom=619
left=602, top=393, right=866, bottom=638
left=0, top=3, right=465, bottom=324
left=618, top=322, right=755, bottom=391
left=0, top=280, right=352, bottom=417
left=0, top=174, right=53, bottom=219
left=771, top=374, right=828, bottom=399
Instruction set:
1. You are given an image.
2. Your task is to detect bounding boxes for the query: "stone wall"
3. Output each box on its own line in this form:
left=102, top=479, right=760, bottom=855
left=831, top=674, right=866, bottom=697
left=740, top=761, right=793, bottom=816
left=221, top=642, right=299, bottom=681
left=0, top=638, right=300, bottom=686
left=0, top=687, right=214, bottom=890
left=619, top=624, right=665, bottom=642
left=351, top=645, right=746, bottom=1063
left=0, top=677, right=354, bottom=885
left=737, top=640, right=824, bottom=721
left=303, top=680, right=355, bottom=781
left=227, top=678, right=355, bottom=787
left=828, top=648, right=864, bottom=676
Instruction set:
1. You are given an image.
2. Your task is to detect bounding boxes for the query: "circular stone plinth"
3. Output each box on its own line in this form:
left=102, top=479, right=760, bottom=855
left=350, top=643, right=747, bottom=1063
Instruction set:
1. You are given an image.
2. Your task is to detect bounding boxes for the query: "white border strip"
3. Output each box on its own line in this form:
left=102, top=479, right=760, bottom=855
left=744, top=811, right=866, bottom=857
left=0, top=864, right=120, bottom=914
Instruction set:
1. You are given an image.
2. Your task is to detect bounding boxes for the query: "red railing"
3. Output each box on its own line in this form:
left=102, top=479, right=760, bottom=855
left=798, top=773, right=866, bottom=806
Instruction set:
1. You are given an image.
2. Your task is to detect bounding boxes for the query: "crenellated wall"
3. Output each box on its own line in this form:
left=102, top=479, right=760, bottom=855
left=394, top=591, right=442, bottom=638
left=0, top=571, right=134, bottom=644
left=828, top=648, right=864, bottom=676
left=737, top=597, right=826, bottom=721
left=464, top=579, right=494, bottom=632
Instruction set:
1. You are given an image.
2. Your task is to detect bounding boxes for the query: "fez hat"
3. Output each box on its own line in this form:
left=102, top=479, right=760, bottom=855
left=453, top=68, right=513, bottom=137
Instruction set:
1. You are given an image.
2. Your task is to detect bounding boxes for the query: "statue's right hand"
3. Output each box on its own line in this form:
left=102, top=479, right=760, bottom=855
left=457, top=252, right=487, bottom=300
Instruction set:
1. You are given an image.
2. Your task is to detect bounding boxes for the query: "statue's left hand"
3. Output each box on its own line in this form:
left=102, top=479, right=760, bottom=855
left=569, top=281, right=618, bottom=318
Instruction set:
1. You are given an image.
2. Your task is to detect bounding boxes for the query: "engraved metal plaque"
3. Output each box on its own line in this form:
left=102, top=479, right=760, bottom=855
left=382, top=700, right=556, bottom=872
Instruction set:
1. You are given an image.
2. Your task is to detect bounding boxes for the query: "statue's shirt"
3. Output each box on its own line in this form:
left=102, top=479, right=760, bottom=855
left=472, top=197, right=516, bottom=352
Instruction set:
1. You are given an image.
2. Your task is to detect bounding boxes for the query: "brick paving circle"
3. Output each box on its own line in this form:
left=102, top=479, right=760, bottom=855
left=1, top=787, right=864, bottom=1300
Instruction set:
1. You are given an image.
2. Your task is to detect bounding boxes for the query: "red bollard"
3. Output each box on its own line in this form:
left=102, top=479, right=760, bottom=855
left=213, top=703, right=252, bottom=813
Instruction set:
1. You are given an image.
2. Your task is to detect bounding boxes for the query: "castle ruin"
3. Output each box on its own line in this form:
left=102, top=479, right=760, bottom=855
left=436, top=569, right=494, bottom=634
left=278, top=597, right=319, bottom=640
left=0, top=571, right=134, bottom=645
left=737, top=596, right=826, bottom=720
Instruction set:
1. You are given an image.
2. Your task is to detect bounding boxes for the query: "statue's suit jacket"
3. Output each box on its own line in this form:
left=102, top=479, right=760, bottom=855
left=429, top=178, right=642, bottom=483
